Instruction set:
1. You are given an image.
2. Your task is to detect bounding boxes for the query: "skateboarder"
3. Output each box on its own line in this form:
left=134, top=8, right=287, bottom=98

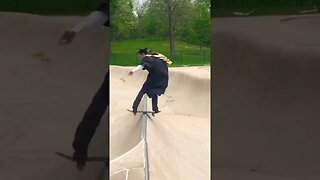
left=58, top=1, right=109, bottom=169
left=128, top=48, right=172, bottom=114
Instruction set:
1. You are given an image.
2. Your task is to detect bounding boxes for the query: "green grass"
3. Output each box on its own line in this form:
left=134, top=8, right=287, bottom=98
left=111, top=39, right=211, bottom=66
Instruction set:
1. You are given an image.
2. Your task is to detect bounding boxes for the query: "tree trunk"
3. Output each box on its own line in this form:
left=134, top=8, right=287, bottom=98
left=168, top=5, right=176, bottom=56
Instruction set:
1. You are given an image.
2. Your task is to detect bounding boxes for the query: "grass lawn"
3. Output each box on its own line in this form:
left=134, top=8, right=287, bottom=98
left=111, top=39, right=211, bottom=66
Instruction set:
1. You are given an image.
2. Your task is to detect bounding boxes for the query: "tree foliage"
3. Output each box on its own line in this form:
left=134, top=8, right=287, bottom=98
left=110, top=0, right=136, bottom=40
left=111, top=0, right=211, bottom=49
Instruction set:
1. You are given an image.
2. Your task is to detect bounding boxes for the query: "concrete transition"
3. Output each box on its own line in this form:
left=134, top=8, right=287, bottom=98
left=0, top=12, right=108, bottom=179
left=212, top=14, right=320, bottom=179
left=110, top=65, right=210, bottom=180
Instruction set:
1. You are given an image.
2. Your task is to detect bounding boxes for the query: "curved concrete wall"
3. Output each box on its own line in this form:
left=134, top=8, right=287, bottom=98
left=0, top=12, right=108, bottom=179
left=110, top=66, right=210, bottom=180
left=213, top=15, right=320, bottom=179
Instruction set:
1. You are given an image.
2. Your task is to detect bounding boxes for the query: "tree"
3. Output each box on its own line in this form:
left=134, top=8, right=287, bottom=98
left=163, top=0, right=178, bottom=56
left=111, top=0, right=211, bottom=49
left=110, top=0, right=137, bottom=40
left=134, top=1, right=168, bottom=39
left=143, top=0, right=186, bottom=56
left=192, top=0, right=211, bottom=48
left=175, top=0, right=210, bottom=48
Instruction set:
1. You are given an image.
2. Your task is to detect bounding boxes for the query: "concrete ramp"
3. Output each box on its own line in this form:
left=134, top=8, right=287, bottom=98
left=110, top=66, right=210, bottom=180
left=0, top=12, right=108, bottom=179
left=212, top=15, right=320, bottom=179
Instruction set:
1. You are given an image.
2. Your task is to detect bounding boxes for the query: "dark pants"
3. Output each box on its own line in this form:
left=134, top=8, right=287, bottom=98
left=72, top=71, right=109, bottom=159
left=132, top=87, right=159, bottom=112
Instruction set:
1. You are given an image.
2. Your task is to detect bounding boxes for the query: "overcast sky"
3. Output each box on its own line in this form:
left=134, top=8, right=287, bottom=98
left=132, top=0, right=147, bottom=16
left=135, top=0, right=147, bottom=5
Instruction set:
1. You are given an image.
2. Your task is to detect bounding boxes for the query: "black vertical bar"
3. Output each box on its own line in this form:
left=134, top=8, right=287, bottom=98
left=204, top=50, right=206, bottom=64
left=180, top=49, right=182, bottom=65
left=136, top=52, right=138, bottom=65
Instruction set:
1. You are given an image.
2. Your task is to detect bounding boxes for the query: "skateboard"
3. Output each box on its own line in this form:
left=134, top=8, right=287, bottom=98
left=127, top=109, right=158, bottom=116
left=55, top=152, right=108, bottom=170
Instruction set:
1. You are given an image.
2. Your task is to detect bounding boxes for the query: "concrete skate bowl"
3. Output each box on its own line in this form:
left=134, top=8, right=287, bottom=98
left=280, top=14, right=320, bottom=30
left=0, top=12, right=108, bottom=179
left=110, top=66, right=210, bottom=180
left=212, top=16, right=320, bottom=179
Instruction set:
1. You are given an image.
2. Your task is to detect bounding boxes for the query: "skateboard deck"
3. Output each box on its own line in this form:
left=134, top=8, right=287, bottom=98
left=127, top=109, right=157, bottom=116
left=55, top=152, right=108, bottom=162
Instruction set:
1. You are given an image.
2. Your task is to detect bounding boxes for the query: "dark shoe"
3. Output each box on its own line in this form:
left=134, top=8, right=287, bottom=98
left=153, top=110, right=161, bottom=113
left=132, top=108, right=137, bottom=115
left=73, top=151, right=87, bottom=171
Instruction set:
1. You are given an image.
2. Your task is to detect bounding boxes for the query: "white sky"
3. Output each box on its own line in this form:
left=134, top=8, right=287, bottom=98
left=136, top=0, right=147, bottom=6
left=133, top=0, right=148, bottom=16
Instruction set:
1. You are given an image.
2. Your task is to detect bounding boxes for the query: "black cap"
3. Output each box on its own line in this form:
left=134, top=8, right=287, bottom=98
left=97, top=1, right=109, bottom=27
left=138, top=48, right=151, bottom=55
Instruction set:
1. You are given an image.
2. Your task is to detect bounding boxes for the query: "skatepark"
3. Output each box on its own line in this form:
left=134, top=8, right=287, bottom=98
left=0, top=11, right=210, bottom=180
left=0, top=12, right=108, bottom=179
left=110, top=66, right=210, bottom=179
left=3, top=8, right=320, bottom=180
left=212, top=14, right=320, bottom=179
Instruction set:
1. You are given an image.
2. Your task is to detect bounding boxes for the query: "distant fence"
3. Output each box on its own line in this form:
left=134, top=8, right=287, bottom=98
left=110, top=50, right=211, bottom=66
left=0, top=0, right=101, bottom=14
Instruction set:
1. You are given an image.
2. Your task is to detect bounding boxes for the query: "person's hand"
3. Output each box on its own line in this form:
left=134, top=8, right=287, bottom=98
left=58, top=31, right=76, bottom=45
left=128, top=71, right=134, bottom=76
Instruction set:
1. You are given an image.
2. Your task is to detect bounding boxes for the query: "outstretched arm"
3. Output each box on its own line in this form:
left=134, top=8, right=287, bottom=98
left=70, top=11, right=108, bottom=33
left=128, top=65, right=144, bottom=76
left=58, top=11, right=108, bottom=45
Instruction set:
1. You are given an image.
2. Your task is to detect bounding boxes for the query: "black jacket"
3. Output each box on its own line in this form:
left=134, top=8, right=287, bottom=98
left=140, top=56, right=169, bottom=97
